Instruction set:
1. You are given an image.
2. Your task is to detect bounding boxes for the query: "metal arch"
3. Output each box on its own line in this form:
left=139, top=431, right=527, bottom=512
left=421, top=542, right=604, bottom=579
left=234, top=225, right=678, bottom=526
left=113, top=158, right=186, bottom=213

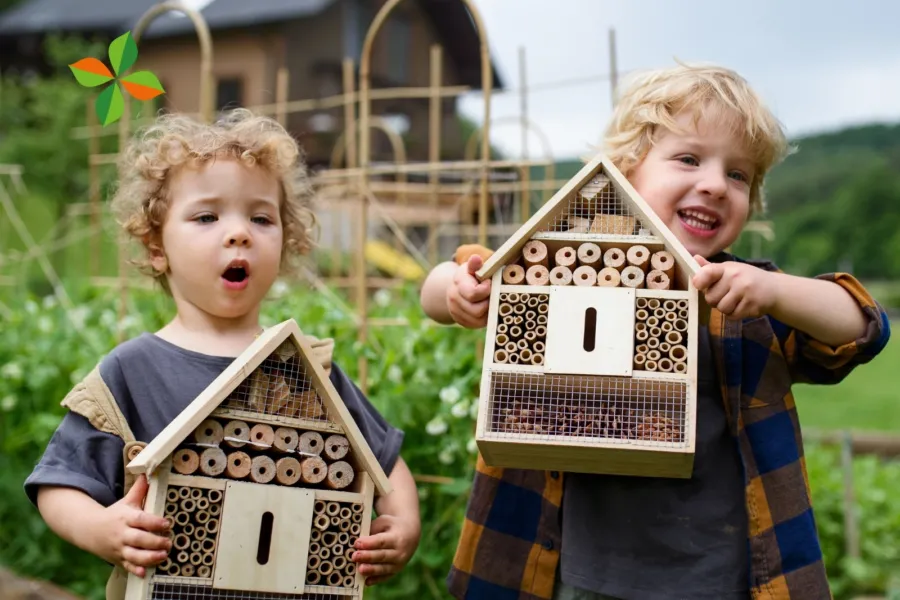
left=463, top=116, right=554, bottom=163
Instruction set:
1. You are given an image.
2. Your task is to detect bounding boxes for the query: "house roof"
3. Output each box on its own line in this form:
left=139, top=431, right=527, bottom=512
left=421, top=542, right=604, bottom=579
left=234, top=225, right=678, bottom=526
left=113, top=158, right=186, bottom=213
left=125, top=318, right=393, bottom=497
left=475, top=153, right=702, bottom=283
left=0, top=0, right=504, bottom=89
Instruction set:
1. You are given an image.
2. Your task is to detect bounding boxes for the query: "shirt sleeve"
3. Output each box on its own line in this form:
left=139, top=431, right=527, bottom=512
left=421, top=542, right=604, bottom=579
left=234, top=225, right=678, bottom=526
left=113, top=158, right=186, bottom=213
left=24, top=410, right=125, bottom=508
left=328, top=362, right=404, bottom=477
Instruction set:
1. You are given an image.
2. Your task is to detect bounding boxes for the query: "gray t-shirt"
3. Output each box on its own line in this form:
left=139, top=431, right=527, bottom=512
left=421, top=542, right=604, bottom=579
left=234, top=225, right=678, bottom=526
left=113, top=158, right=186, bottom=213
left=25, top=333, right=404, bottom=507
left=559, top=326, right=748, bottom=600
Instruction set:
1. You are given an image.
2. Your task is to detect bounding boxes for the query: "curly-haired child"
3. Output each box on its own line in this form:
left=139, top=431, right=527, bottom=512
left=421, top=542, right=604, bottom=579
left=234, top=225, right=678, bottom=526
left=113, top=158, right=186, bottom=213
left=25, top=109, right=420, bottom=598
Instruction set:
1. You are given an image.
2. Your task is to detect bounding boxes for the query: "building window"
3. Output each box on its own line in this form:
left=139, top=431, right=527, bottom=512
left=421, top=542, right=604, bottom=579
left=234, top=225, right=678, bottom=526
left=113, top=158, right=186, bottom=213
left=216, top=77, right=243, bottom=111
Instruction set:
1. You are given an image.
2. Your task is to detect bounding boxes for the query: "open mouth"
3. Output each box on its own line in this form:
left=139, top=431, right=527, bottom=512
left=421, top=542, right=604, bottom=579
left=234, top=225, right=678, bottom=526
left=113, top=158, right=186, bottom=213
left=222, top=259, right=250, bottom=284
left=678, top=209, right=719, bottom=232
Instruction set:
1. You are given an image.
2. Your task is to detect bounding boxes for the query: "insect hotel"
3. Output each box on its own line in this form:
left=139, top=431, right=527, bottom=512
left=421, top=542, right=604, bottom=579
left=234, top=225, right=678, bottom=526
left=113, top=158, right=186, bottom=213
left=475, top=153, right=702, bottom=478
left=123, top=319, right=391, bottom=600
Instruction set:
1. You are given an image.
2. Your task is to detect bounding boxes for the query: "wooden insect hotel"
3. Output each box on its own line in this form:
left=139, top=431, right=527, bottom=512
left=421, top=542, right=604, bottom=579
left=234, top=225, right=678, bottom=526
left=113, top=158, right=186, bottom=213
left=123, top=319, right=391, bottom=599
left=475, top=154, right=702, bottom=478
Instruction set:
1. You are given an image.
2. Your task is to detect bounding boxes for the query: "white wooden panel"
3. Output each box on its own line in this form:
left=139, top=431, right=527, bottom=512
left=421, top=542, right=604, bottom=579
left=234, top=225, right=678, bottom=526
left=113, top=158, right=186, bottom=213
left=213, top=481, right=314, bottom=594
left=544, top=286, right=635, bottom=376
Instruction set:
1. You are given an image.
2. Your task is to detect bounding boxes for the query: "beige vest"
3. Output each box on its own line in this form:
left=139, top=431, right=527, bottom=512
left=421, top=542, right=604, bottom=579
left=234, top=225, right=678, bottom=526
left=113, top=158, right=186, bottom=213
left=61, top=336, right=335, bottom=600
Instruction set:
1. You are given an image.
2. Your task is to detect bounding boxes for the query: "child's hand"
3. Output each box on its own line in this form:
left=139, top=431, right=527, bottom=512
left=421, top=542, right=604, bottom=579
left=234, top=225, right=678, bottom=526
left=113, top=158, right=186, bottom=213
left=92, top=475, right=172, bottom=577
left=447, top=254, right=492, bottom=329
left=352, top=513, right=421, bottom=586
left=692, top=255, right=777, bottom=320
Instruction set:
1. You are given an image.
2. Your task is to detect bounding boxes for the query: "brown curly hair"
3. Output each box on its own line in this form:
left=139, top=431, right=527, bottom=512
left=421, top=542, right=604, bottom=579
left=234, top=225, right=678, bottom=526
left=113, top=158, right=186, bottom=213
left=110, top=109, right=316, bottom=291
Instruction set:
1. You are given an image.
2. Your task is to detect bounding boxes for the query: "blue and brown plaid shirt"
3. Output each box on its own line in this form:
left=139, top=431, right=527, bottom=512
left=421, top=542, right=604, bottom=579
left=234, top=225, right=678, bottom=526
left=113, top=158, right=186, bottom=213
left=446, top=250, right=891, bottom=600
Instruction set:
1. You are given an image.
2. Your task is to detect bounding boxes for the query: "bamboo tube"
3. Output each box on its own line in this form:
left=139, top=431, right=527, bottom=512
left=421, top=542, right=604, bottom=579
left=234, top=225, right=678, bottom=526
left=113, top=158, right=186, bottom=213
left=249, top=423, right=275, bottom=448
left=299, top=431, right=325, bottom=456
left=549, top=265, right=573, bottom=285
left=324, top=435, right=350, bottom=461
left=164, top=503, right=177, bottom=516
left=314, top=514, right=330, bottom=530
left=659, top=342, right=671, bottom=354
left=332, top=545, right=345, bottom=560
left=525, top=264, right=550, bottom=286
left=190, top=552, right=203, bottom=566
left=208, top=489, right=222, bottom=504
left=512, top=302, right=527, bottom=316
left=603, top=247, right=625, bottom=269
left=531, top=354, right=544, bottom=366
left=646, top=270, right=670, bottom=290
left=505, top=341, right=517, bottom=353
left=596, top=267, right=621, bottom=287
left=651, top=250, right=675, bottom=279
left=223, top=420, right=250, bottom=448
left=327, top=572, right=343, bottom=587
left=509, top=326, right=522, bottom=339
left=538, top=299, right=548, bottom=312
left=493, top=349, right=508, bottom=363
left=645, top=360, right=658, bottom=371
left=183, top=524, right=195, bottom=536
left=174, top=533, right=190, bottom=550
left=496, top=323, right=508, bottom=335
left=653, top=307, right=666, bottom=320
left=674, top=362, right=687, bottom=374
left=319, top=557, right=333, bottom=571
left=520, top=349, right=533, bottom=362
left=311, top=530, right=322, bottom=544
left=647, top=350, right=661, bottom=362
left=670, top=345, right=687, bottom=362
left=195, top=510, right=210, bottom=525
left=275, top=457, right=302, bottom=486
left=325, top=502, right=340, bottom=517
left=537, top=314, right=548, bottom=325
left=309, top=542, right=321, bottom=556
left=206, top=519, right=219, bottom=535
left=663, top=300, right=677, bottom=311
left=306, top=571, right=321, bottom=585
left=517, top=339, right=528, bottom=351
left=325, top=460, right=356, bottom=490
left=664, top=311, right=677, bottom=322
left=352, top=503, right=363, bottom=514
left=621, top=266, right=645, bottom=289
left=635, top=309, right=649, bottom=322
left=661, top=321, right=674, bottom=332
left=513, top=315, right=524, bottom=325
left=180, top=498, right=196, bottom=512
left=648, top=298, right=661, bottom=309
left=658, top=358, right=674, bottom=372
left=498, top=303, right=512, bottom=317
left=338, top=531, right=350, bottom=545
left=273, top=427, right=299, bottom=453
left=509, top=352, right=520, bottom=364
left=577, top=242, right=602, bottom=267
left=626, top=245, right=650, bottom=272
left=165, top=564, right=180, bottom=577
left=524, top=331, right=537, bottom=343
left=637, top=297, right=648, bottom=308
left=677, top=299, right=688, bottom=310
left=343, top=575, right=356, bottom=588
left=164, top=516, right=175, bottom=532
left=350, top=523, right=361, bottom=535
left=346, top=546, right=357, bottom=561
left=167, top=489, right=179, bottom=502
left=635, top=329, right=649, bottom=342
left=308, top=555, right=321, bottom=572
left=573, top=265, right=597, bottom=286
left=666, top=331, right=682, bottom=345
left=193, top=419, right=224, bottom=446
left=197, top=565, right=211, bottom=579
left=178, top=486, right=191, bottom=499
left=314, top=499, right=326, bottom=514
left=524, top=309, right=537, bottom=322
left=301, top=456, right=328, bottom=484
left=250, top=455, right=276, bottom=484
left=196, top=497, right=209, bottom=510
left=202, top=544, right=215, bottom=560
left=177, top=551, right=190, bottom=564
left=523, top=240, right=549, bottom=268
left=507, top=293, right=520, bottom=303
left=555, top=246, right=577, bottom=269
left=190, top=540, right=202, bottom=553
left=534, top=341, right=545, bottom=353
left=647, top=316, right=659, bottom=328
left=674, top=318, right=688, bottom=332
left=345, top=561, right=357, bottom=575
left=634, top=353, right=646, bottom=368
left=209, top=504, right=220, bottom=517
left=535, top=325, right=547, bottom=338
left=175, top=511, right=189, bottom=526
left=650, top=326, right=662, bottom=339
left=226, top=451, right=251, bottom=479
left=323, top=530, right=338, bottom=545
left=181, top=564, right=195, bottom=577
left=636, top=344, right=649, bottom=355
left=647, top=337, right=660, bottom=349
left=527, top=295, right=539, bottom=308
left=502, top=264, right=526, bottom=285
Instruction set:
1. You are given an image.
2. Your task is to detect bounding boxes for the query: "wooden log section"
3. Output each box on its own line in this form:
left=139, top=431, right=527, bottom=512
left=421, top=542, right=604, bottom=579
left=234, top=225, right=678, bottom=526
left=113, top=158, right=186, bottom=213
left=596, top=267, right=620, bottom=287
left=549, top=266, right=572, bottom=285
left=555, top=246, right=577, bottom=269
left=651, top=250, right=675, bottom=279
left=273, top=427, right=299, bottom=453
left=626, top=244, right=650, bottom=272
left=193, top=419, right=224, bottom=446
left=621, top=266, right=645, bottom=289
left=199, top=448, right=226, bottom=477
left=249, top=423, right=275, bottom=448
left=275, top=457, right=302, bottom=486
left=502, top=264, right=525, bottom=285
left=225, top=451, right=251, bottom=479
left=647, top=270, right=671, bottom=290
left=326, top=461, right=355, bottom=490
left=603, top=247, right=625, bottom=270
left=301, top=456, right=328, bottom=484
left=523, top=240, right=549, bottom=268
left=525, top=265, right=549, bottom=286
left=577, top=242, right=602, bottom=268
left=223, top=419, right=250, bottom=448
left=299, top=431, right=324, bottom=456
left=172, top=449, right=199, bottom=475
left=573, top=265, right=597, bottom=287
left=324, top=435, right=350, bottom=461
left=250, top=455, right=276, bottom=484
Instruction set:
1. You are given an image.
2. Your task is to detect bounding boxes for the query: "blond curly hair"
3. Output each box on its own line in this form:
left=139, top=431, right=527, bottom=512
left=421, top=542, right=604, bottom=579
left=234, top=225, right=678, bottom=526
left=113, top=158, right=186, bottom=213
left=110, top=109, right=316, bottom=290
left=603, top=61, right=791, bottom=216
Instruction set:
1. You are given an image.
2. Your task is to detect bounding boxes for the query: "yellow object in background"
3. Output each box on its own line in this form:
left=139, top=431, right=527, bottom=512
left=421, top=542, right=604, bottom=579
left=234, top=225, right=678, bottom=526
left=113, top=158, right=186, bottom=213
left=365, top=240, right=425, bottom=281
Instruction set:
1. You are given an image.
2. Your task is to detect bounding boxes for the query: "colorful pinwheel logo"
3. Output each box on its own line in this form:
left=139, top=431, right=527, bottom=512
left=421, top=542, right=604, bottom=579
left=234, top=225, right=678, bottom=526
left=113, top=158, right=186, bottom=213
left=69, top=31, right=166, bottom=126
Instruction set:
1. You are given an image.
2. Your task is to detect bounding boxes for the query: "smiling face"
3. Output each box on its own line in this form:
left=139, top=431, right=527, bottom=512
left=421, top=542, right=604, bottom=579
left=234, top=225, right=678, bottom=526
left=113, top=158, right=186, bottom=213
left=627, top=110, right=756, bottom=259
left=150, top=157, right=283, bottom=323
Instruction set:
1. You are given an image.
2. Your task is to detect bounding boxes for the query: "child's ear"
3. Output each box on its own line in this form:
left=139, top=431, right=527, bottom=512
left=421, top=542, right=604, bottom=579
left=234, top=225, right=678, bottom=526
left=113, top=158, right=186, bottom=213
left=146, top=238, right=168, bottom=273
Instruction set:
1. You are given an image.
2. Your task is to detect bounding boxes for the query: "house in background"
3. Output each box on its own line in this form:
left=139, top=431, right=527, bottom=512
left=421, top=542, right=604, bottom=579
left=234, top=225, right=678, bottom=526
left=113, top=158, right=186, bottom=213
left=0, top=0, right=504, bottom=167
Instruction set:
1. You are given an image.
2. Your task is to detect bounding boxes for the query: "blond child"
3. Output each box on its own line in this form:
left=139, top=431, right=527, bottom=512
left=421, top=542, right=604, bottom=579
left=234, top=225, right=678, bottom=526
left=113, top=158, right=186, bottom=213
left=420, top=64, right=891, bottom=599
left=25, top=109, right=420, bottom=596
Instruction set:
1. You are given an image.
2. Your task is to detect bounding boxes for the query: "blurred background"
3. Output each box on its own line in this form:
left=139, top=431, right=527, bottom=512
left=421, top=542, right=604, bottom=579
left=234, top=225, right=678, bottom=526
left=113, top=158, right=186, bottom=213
left=0, top=0, right=897, bottom=598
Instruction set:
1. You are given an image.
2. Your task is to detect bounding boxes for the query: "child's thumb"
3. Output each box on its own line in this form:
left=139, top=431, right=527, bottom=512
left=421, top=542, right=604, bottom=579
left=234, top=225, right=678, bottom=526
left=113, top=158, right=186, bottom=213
left=694, top=255, right=710, bottom=267
left=467, top=254, right=484, bottom=275
left=123, top=474, right=149, bottom=506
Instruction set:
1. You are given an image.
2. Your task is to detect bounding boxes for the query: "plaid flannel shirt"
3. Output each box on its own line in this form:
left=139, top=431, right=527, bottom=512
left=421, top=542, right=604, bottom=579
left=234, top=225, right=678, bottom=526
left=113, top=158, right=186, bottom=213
left=446, top=249, right=891, bottom=600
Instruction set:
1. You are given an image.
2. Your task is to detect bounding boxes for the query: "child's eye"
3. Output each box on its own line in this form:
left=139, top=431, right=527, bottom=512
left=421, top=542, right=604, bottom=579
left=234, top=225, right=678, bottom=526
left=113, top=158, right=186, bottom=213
left=195, top=214, right=217, bottom=223
left=677, top=155, right=699, bottom=166
left=728, top=170, right=749, bottom=183
left=251, top=215, right=274, bottom=225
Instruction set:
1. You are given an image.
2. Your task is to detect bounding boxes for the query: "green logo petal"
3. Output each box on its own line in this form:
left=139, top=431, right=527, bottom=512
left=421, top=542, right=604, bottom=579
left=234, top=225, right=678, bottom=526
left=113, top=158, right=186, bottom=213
left=69, top=58, right=114, bottom=87
left=96, top=83, right=125, bottom=126
left=121, top=71, right=166, bottom=100
left=108, top=31, right=138, bottom=76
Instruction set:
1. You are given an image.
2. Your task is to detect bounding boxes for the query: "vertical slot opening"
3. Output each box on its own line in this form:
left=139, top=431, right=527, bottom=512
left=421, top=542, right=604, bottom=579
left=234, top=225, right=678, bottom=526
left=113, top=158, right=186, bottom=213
left=256, top=511, right=274, bottom=565
left=583, top=307, right=597, bottom=352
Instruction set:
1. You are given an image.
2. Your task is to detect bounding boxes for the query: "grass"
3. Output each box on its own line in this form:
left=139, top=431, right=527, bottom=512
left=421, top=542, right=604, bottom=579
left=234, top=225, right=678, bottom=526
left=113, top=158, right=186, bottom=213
left=795, top=334, right=900, bottom=432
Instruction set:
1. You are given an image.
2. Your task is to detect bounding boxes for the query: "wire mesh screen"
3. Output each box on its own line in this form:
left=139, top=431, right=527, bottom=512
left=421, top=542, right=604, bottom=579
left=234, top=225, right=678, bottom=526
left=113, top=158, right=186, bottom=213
left=150, top=582, right=356, bottom=599
left=633, top=297, right=690, bottom=374
left=169, top=417, right=357, bottom=491
left=223, top=341, right=330, bottom=422
left=158, top=486, right=223, bottom=579
left=306, top=500, right=364, bottom=589
left=537, top=174, right=649, bottom=235
left=493, top=292, right=549, bottom=366
left=486, top=371, right=688, bottom=447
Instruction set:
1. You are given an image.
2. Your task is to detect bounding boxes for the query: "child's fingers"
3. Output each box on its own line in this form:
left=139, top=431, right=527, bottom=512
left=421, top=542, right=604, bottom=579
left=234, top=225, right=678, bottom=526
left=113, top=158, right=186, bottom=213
left=121, top=546, right=169, bottom=569
left=466, top=254, right=484, bottom=275
left=701, top=278, right=731, bottom=307
left=353, top=548, right=394, bottom=564
left=358, top=562, right=399, bottom=578
left=458, top=276, right=491, bottom=303
left=714, top=288, right=743, bottom=316
left=692, top=263, right=725, bottom=291
left=121, top=561, right=145, bottom=578
left=126, top=510, right=172, bottom=534
left=124, top=527, right=172, bottom=552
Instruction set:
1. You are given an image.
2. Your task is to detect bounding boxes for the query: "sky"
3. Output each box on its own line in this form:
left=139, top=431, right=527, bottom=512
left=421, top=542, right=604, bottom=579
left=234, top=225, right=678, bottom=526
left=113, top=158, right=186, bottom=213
left=457, top=0, right=900, bottom=160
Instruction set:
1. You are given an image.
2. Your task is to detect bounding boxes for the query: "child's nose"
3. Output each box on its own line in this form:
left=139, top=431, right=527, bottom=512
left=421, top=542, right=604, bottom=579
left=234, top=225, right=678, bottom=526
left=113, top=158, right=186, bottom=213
left=696, top=168, right=728, bottom=198
left=224, top=225, right=251, bottom=247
